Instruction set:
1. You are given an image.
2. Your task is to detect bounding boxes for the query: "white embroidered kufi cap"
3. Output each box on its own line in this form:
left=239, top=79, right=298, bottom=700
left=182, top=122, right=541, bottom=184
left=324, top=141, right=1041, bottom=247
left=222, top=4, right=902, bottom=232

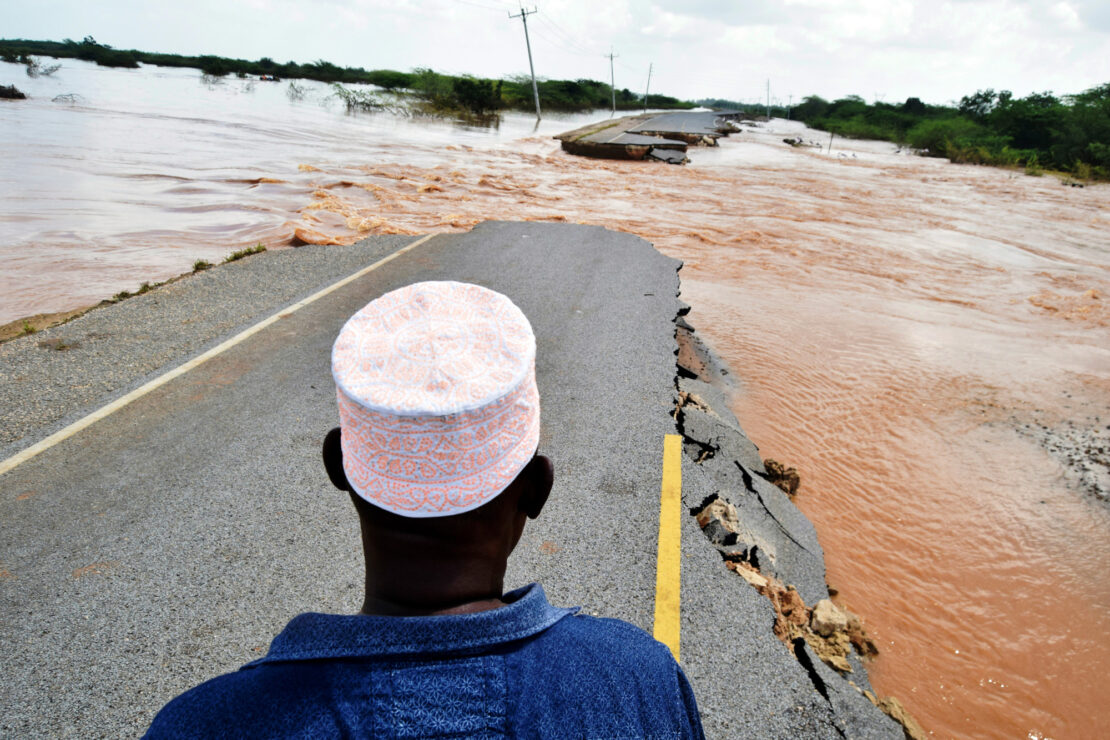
left=331, top=280, right=540, bottom=517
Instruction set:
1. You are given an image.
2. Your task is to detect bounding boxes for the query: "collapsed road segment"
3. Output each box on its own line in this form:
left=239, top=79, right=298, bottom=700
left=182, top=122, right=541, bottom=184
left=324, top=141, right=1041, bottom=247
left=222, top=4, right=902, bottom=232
left=0, top=222, right=900, bottom=737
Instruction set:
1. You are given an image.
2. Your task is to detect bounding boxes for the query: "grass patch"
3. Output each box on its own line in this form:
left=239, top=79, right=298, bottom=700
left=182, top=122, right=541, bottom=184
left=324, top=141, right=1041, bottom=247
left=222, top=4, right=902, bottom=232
left=1024, top=154, right=1044, bottom=177
left=572, top=120, right=621, bottom=141
left=112, top=280, right=162, bottom=303
left=224, top=243, right=266, bottom=263
left=193, top=259, right=213, bottom=272
left=21, top=320, right=36, bottom=335
left=38, top=337, right=77, bottom=351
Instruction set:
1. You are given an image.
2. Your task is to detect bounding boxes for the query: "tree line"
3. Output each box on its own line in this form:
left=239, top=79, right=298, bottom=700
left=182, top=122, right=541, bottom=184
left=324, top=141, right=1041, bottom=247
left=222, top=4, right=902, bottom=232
left=792, top=87, right=1110, bottom=179
left=8, top=36, right=1101, bottom=178
left=0, top=37, right=691, bottom=114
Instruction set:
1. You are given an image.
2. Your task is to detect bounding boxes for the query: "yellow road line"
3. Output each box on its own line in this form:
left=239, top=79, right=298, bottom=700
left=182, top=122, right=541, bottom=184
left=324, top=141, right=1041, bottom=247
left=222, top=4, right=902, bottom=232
left=653, top=433, right=683, bottom=661
left=0, top=233, right=438, bottom=478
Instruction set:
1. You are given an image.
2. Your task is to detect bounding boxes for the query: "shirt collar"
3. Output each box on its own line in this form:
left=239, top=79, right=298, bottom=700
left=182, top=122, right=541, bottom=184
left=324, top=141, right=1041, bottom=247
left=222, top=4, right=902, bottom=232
left=248, top=583, right=576, bottom=664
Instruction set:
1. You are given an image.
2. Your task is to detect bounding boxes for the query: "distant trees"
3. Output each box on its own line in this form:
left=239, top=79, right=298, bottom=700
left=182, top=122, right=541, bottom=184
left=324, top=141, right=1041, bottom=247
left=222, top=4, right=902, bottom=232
left=365, top=70, right=412, bottom=90
left=73, top=36, right=139, bottom=68
left=0, top=37, right=694, bottom=115
left=793, top=84, right=1110, bottom=179
left=453, top=77, right=502, bottom=114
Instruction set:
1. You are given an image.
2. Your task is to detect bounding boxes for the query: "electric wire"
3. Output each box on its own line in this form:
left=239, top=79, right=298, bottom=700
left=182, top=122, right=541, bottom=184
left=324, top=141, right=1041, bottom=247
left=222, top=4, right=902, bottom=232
left=534, top=14, right=598, bottom=57
left=448, top=0, right=511, bottom=12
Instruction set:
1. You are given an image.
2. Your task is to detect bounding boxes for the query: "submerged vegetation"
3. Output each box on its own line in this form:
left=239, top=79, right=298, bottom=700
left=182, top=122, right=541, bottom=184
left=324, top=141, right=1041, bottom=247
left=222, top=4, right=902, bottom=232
left=792, top=87, right=1110, bottom=180
left=3, top=37, right=1102, bottom=178
left=0, top=37, right=691, bottom=115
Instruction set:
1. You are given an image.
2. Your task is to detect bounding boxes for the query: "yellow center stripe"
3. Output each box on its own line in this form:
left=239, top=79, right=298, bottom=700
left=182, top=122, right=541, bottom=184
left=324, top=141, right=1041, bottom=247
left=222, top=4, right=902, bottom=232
left=653, top=433, right=683, bottom=661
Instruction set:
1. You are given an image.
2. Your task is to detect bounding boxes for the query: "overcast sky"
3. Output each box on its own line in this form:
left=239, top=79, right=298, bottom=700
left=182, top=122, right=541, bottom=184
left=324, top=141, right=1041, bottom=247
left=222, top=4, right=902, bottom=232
left=8, top=0, right=1110, bottom=105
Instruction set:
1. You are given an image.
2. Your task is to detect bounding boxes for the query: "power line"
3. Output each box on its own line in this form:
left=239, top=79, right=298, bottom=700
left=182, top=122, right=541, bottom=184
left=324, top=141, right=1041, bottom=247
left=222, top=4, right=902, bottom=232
left=448, top=0, right=512, bottom=12
left=529, top=24, right=595, bottom=59
left=615, top=58, right=639, bottom=75
left=534, top=14, right=596, bottom=56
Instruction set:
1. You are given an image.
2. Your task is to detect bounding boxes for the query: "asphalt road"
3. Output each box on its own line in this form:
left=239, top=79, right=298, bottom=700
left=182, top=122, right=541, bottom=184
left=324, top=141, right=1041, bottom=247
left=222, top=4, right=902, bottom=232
left=0, top=221, right=897, bottom=738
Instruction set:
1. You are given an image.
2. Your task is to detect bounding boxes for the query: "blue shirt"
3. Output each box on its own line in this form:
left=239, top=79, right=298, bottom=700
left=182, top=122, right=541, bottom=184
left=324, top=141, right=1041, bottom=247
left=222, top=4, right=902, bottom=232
left=146, top=584, right=704, bottom=739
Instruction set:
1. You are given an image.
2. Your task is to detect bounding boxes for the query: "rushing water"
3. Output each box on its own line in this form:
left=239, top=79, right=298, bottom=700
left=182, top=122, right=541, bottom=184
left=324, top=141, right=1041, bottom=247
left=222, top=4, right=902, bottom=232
left=4, top=59, right=1110, bottom=738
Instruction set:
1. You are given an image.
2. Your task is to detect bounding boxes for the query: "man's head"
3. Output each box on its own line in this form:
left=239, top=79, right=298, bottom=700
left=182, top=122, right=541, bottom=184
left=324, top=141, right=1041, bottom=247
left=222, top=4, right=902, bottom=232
left=322, top=281, right=552, bottom=614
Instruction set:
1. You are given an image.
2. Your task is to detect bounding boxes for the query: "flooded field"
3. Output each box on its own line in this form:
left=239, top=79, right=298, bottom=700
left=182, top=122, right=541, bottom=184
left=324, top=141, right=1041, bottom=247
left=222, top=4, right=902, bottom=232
left=3, top=59, right=1109, bottom=738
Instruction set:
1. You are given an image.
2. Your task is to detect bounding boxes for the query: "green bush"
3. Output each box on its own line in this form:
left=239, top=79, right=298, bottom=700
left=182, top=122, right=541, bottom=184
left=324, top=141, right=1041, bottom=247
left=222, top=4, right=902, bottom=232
left=905, top=118, right=987, bottom=155
left=453, top=76, right=501, bottom=114
left=198, top=55, right=231, bottom=76
left=366, top=69, right=412, bottom=90
left=817, top=116, right=888, bottom=140
left=1024, top=153, right=1044, bottom=176
left=74, top=37, right=139, bottom=68
left=410, top=67, right=454, bottom=108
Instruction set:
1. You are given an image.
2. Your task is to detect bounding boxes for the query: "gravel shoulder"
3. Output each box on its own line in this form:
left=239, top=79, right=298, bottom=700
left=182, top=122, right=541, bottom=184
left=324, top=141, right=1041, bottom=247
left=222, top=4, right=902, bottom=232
left=0, top=236, right=417, bottom=459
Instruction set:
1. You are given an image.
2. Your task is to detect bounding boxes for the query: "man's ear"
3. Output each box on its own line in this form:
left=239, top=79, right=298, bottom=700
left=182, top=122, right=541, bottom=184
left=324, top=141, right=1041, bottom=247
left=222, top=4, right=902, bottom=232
left=519, top=454, right=553, bottom=520
left=322, top=427, right=352, bottom=492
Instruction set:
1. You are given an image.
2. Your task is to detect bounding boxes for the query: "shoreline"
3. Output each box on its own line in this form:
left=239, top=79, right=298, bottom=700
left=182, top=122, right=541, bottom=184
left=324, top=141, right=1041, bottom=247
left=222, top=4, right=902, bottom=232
left=0, top=235, right=415, bottom=456
left=0, top=248, right=272, bottom=343
left=673, top=307, right=924, bottom=738
left=0, top=306, right=99, bottom=343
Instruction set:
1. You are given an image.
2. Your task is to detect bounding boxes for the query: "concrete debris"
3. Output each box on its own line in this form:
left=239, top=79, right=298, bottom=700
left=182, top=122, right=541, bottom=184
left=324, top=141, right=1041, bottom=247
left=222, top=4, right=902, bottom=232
left=811, top=598, right=848, bottom=637
left=721, top=561, right=868, bottom=676
left=848, top=610, right=880, bottom=658
left=695, top=494, right=779, bottom=568
left=764, top=458, right=801, bottom=497
left=646, top=148, right=689, bottom=165
left=782, top=137, right=823, bottom=149
left=695, top=497, right=740, bottom=532
left=677, top=390, right=712, bottom=414
left=863, top=692, right=929, bottom=740
left=724, top=559, right=768, bottom=589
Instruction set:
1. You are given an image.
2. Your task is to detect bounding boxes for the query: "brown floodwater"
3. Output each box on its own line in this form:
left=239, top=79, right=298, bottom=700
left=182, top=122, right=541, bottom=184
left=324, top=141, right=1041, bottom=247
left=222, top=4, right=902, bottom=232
left=4, top=59, right=1110, bottom=738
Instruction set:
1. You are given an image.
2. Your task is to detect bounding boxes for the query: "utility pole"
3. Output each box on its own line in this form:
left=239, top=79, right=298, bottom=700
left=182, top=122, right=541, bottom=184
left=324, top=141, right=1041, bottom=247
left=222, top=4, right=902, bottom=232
left=788, top=94, right=793, bottom=119
left=766, top=79, right=771, bottom=121
left=605, top=49, right=618, bottom=113
left=643, top=63, right=652, bottom=113
left=510, top=6, right=541, bottom=118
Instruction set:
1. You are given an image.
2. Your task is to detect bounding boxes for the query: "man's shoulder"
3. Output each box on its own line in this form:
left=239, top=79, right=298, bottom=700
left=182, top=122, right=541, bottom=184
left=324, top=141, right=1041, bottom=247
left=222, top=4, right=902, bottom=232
left=146, top=607, right=701, bottom=739
left=506, top=613, right=701, bottom=738
left=144, top=662, right=319, bottom=739
left=539, top=611, right=676, bottom=663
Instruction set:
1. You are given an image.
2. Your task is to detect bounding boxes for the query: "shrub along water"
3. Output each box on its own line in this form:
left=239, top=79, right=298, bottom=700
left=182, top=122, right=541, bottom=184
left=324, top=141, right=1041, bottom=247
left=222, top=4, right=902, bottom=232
left=793, top=86, right=1110, bottom=179
left=0, top=37, right=692, bottom=115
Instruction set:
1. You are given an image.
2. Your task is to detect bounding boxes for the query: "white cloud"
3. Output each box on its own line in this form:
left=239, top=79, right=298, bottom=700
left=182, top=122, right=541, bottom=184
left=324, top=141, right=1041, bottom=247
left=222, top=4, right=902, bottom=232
left=4, top=0, right=1108, bottom=102
left=1049, top=1, right=1083, bottom=31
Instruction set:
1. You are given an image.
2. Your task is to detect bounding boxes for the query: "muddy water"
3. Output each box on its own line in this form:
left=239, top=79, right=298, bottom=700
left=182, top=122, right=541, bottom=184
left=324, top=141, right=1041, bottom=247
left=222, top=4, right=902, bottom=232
left=5, top=60, right=1110, bottom=737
